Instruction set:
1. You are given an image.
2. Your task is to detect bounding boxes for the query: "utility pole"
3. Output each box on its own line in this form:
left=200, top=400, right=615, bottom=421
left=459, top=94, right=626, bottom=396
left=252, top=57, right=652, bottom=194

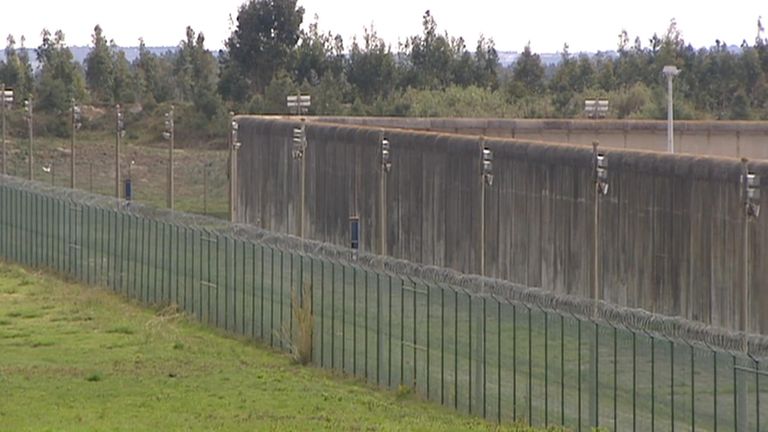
left=741, top=159, right=760, bottom=339
left=164, top=105, right=175, bottom=209
left=115, top=104, right=125, bottom=199
left=379, top=132, right=391, bottom=256
left=229, top=113, right=241, bottom=222
left=592, top=141, right=610, bottom=310
left=735, top=159, right=760, bottom=430
left=480, top=140, right=493, bottom=277
left=1, top=83, right=11, bottom=176
left=742, top=159, right=750, bottom=348
left=299, top=126, right=305, bottom=238
left=71, top=100, right=81, bottom=189
left=590, top=141, right=609, bottom=429
left=24, top=98, right=33, bottom=180
left=291, top=122, right=307, bottom=237
left=478, top=140, right=494, bottom=414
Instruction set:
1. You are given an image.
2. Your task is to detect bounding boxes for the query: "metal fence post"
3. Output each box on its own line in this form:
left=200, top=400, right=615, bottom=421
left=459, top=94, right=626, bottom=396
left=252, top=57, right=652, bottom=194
left=749, top=354, right=760, bottom=431
left=251, top=243, right=257, bottom=339
left=468, top=290, right=473, bottom=415
left=330, top=258, right=336, bottom=368
left=685, top=340, right=696, bottom=431
left=225, top=235, right=231, bottom=332
left=377, top=273, right=382, bottom=387
left=454, top=286, right=459, bottom=411
left=591, top=319, right=600, bottom=430
left=269, top=247, right=280, bottom=346
left=279, top=248, right=284, bottom=349
left=124, top=212, right=132, bottom=296
left=365, top=266, right=369, bottom=380
left=412, top=277, right=420, bottom=392
left=388, top=274, right=393, bottom=388
left=353, top=265, right=357, bottom=376
left=541, top=305, right=549, bottom=427
left=733, top=354, right=738, bottom=432
left=440, top=284, right=445, bottom=405
left=670, top=338, right=675, bottom=432
left=513, top=303, right=518, bottom=421
left=319, top=258, right=325, bottom=365
left=527, top=305, right=533, bottom=426
left=341, top=260, right=346, bottom=372
left=261, top=245, right=266, bottom=339
left=561, top=313, right=566, bottom=426
left=496, top=296, right=502, bottom=425
left=577, top=316, right=582, bottom=430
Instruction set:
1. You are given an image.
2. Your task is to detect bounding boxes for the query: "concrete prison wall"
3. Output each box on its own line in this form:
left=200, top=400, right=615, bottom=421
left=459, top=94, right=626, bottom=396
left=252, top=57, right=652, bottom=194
left=236, top=116, right=768, bottom=334
left=308, top=117, right=768, bottom=160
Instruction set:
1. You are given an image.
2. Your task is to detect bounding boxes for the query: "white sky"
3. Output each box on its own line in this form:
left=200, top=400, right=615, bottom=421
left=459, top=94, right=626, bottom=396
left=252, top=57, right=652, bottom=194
left=1, top=0, right=766, bottom=52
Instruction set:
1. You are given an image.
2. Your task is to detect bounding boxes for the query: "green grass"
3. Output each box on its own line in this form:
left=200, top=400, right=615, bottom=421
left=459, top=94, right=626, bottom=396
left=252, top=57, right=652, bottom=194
left=0, top=262, right=546, bottom=431
left=3, top=133, right=230, bottom=218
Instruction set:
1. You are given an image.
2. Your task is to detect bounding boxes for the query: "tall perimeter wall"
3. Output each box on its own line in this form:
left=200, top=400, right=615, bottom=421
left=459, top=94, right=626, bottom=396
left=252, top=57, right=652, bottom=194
left=236, top=116, right=768, bottom=334
left=311, top=117, right=768, bottom=159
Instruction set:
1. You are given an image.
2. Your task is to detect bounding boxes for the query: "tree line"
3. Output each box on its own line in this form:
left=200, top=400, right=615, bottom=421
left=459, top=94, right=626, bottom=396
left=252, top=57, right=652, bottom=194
left=1, top=0, right=768, bottom=142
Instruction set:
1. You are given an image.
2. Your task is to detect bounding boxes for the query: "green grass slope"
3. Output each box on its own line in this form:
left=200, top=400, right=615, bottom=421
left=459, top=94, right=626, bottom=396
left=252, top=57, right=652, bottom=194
left=0, top=262, right=549, bottom=431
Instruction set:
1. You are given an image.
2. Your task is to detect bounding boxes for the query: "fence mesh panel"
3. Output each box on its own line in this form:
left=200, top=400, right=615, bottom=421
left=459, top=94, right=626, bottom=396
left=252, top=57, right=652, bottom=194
left=2, top=174, right=768, bottom=431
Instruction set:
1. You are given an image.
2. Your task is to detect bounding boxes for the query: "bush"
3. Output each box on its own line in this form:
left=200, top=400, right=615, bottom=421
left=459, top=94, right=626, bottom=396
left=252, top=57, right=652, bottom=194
left=612, top=82, right=653, bottom=119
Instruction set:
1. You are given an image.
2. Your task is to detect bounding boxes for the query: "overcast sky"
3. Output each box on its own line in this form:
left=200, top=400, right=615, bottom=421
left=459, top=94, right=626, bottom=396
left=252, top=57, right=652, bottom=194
left=2, top=0, right=766, bottom=53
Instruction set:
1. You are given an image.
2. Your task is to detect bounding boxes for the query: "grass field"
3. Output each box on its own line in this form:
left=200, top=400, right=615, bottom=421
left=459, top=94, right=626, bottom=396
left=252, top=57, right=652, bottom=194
left=3, top=133, right=230, bottom=218
left=0, top=262, right=547, bottom=431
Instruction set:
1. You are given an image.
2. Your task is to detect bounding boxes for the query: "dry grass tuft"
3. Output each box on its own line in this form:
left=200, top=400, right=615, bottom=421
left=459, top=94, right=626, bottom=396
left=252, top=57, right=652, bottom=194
left=284, top=282, right=313, bottom=365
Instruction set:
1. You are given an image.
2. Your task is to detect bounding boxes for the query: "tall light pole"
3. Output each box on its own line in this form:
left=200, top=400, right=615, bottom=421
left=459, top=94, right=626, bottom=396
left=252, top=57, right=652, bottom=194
left=163, top=105, right=175, bottom=209
left=663, top=65, right=680, bottom=153
left=1, top=84, right=12, bottom=176
left=291, top=122, right=307, bottom=236
left=741, top=159, right=760, bottom=340
left=24, top=98, right=33, bottom=180
left=590, top=141, right=609, bottom=428
left=735, top=158, right=760, bottom=430
left=71, top=100, right=81, bottom=189
left=115, top=104, right=125, bottom=198
left=478, top=141, right=493, bottom=413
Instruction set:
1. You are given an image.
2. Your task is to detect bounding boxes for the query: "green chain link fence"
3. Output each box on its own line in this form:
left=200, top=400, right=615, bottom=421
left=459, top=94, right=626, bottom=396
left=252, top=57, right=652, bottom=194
left=1, top=175, right=767, bottom=431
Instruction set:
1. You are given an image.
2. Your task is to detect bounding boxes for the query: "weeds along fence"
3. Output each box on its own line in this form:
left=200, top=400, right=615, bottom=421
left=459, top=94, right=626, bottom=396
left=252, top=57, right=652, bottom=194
left=1, top=174, right=768, bottom=431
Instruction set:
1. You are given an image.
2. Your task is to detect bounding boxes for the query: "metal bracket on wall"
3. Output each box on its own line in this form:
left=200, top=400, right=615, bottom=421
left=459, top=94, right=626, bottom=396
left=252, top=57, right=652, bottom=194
left=292, top=124, right=307, bottom=159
